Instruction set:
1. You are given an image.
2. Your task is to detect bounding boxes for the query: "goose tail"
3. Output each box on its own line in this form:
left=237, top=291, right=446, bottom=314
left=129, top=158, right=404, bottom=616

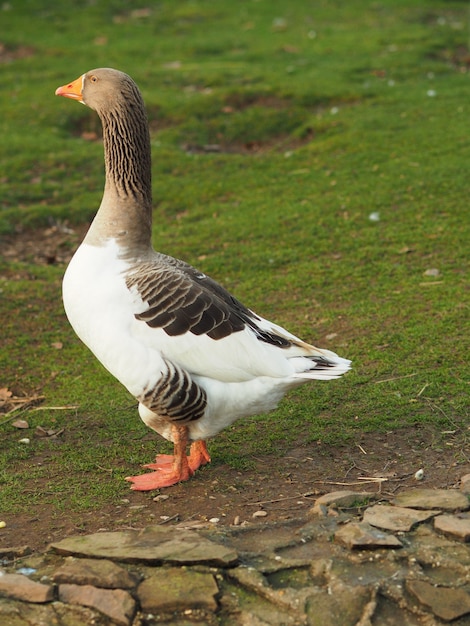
left=291, top=349, right=352, bottom=381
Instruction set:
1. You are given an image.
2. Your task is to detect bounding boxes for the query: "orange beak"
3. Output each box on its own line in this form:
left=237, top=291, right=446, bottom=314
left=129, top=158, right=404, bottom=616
left=55, top=75, right=84, bottom=102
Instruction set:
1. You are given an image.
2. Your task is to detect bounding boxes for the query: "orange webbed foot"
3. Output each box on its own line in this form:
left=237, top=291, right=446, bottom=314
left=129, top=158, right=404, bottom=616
left=125, top=428, right=210, bottom=491
left=125, top=464, right=193, bottom=490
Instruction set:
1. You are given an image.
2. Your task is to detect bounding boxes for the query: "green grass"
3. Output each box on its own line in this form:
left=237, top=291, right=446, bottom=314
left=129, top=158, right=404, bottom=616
left=1, top=0, right=469, bottom=517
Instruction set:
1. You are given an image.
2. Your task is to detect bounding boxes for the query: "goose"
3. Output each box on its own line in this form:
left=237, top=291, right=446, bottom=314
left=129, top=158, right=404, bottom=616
left=55, top=68, right=351, bottom=490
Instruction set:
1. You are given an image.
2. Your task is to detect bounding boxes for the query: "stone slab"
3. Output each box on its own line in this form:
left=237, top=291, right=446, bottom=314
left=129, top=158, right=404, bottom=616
left=52, top=556, right=138, bottom=588
left=137, top=567, right=218, bottom=612
left=58, top=583, right=136, bottom=626
left=306, top=583, right=373, bottom=626
left=460, top=474, right=470, bottom=495
left=406, top=579, right=470, bottom=621
left=335, top=522, right=403, bottom=550
left=311, top=491, right=375, bottom=511
left=0, top=572, right=53, bottom=603
left=434, top=514, right=470, bottom=542
left=392, top=489, right=469, bottom=511
left=363, top=504, right=440, bottom=531
left=49, top=525, right=238, bottom=566
left=0, top=597, right=103, bottom=626
left=0, top=546, right=32, bottom=560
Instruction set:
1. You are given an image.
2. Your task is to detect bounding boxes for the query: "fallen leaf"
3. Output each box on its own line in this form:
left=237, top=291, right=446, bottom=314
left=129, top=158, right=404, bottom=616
left=0, top=388, right=13, bottom=402
left=12, top=419, right=29, bottom=429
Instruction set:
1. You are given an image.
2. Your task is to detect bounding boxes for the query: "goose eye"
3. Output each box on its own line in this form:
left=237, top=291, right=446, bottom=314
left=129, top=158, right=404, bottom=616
left=90, top=75, right=98, bottom=83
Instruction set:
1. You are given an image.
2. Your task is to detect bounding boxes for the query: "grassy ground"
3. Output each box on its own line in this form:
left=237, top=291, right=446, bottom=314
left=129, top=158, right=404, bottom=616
left=1, top=1, right=469, bottom=527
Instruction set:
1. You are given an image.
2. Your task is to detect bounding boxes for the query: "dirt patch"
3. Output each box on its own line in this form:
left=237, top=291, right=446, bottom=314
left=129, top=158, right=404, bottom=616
left=0, top=42, right=35, bottom=64
left=1, top=223, right=88, bottom=266
left=181, top=131, right=315, bottom=155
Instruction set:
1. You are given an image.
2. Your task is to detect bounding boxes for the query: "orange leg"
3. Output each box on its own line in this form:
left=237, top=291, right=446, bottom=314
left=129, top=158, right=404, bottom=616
left=125, top=426, right=210, bottom=491
left=188, top=439, right=211, bottom=471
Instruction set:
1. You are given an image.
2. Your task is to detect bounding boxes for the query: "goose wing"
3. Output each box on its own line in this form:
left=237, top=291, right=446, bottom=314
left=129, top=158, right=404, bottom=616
left=125, top=255, right=321, bottom=382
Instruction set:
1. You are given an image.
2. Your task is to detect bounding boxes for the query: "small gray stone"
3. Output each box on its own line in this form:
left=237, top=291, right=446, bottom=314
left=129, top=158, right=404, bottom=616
left=0, top=572, right=53, bottom=603
left=137, top=567, right=218, bottom=612
left=52, top=556, right=138, bottom=588
left=392, top=489, right=469, bottom=511
left=58, top=583, right=136, bottom=626
left=434, top=514, right=470, bottom=542
left=406, top=579, right=470, bottom=621
left=49, top=525, right=238, bottom=566
left=363, top=504, right=440, bottom=532
left=335, top=522, right=403, bottom=549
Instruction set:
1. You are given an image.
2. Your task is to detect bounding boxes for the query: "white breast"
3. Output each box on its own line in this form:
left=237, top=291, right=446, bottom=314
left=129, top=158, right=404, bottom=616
left=62, top=239, right=167, bottom=396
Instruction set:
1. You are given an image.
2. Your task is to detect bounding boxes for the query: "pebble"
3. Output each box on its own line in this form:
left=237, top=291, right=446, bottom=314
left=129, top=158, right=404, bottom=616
left=252, top=510, right=268, bottom=518
left=153, top=494, right=169, bottom=502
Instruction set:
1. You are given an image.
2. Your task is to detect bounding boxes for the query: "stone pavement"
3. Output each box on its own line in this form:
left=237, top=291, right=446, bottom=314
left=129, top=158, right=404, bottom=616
left=1, top=479, right=470, bottom=625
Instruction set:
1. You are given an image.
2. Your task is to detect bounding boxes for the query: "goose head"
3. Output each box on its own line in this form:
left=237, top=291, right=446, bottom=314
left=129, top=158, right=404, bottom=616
left=55, top=68, right=143, bottom=115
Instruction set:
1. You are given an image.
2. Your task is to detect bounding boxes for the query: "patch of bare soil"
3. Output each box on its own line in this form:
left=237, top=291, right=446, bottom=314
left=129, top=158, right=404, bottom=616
left=0, top=42, right=35, bottom=64
left=1, top=431, right=469, bottom=553
left=1, top=223, right=88, bottom=266
left=1, top=227, right=469, bottom=553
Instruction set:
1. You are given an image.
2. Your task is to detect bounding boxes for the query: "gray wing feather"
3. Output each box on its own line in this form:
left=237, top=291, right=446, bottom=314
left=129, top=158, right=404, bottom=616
left=126, top=254, right=292, bottom=345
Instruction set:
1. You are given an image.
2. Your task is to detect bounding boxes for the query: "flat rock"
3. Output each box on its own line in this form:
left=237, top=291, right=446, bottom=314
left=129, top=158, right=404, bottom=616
left=306, top=583, right=373, bottom=626
left=392, top=489, right=469, bottom=511
left=406, top=579, right=470, bottom=621
left=59, top=583, right=136, bottom=626
left=310, top=491, right=375, bottom=512
left=0, top=572, right=53, bottom=603
left=0, top=546, right=32, bottom=560
left=137, top=567, right=218, bottom=612
left=0, top=597, right=104, bottom=625
left=434, top=514, right=470, bottom=542
left=335, top=522, right=403, bottom=549
left=460, top=474, right=470, bottom=495
left=363, top=504, right=440, bottom=531
left=49, top=525, right=238, bottom=566
left=52, top=556, right=138, bottom=588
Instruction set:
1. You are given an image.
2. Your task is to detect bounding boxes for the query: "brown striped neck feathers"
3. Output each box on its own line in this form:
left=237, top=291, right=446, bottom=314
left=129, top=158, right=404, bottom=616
left=81, top=69, right=153, bottom=250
